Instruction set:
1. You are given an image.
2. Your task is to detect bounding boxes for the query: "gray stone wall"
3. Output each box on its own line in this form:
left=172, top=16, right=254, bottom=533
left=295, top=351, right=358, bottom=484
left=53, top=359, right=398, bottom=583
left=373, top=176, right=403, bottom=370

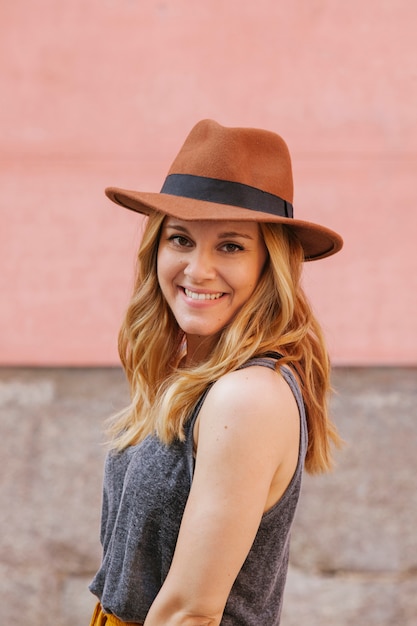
left=0, top=367, right=416, bottom=625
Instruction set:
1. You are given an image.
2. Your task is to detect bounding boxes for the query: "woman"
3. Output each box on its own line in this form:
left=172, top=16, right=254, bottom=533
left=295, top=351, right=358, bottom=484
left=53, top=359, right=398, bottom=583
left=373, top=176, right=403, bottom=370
left=89, top=119, right=343, bottom=625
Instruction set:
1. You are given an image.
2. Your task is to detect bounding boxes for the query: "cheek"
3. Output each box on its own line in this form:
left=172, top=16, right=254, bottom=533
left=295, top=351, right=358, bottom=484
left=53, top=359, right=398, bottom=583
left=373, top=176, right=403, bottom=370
left=254, top=250, right=268, bottom=284
left=157, top=248, right=179, bottom=294
left=248, top=253, right=266, bottom=282
left=239, top=257, right=265, bottom=296
left=157, top=245, right=169, bottom=273
left=156, top=249, right=168, bottom=291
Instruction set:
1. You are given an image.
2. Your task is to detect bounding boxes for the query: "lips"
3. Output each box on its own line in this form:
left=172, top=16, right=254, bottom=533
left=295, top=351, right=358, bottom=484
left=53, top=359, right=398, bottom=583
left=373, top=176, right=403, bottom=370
left=183, top=287, right=224, bottom=301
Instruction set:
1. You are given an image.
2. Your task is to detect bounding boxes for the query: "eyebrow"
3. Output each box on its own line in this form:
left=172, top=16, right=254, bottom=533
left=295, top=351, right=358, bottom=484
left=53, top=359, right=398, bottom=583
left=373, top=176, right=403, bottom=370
left=165, top=223, right=255, bottom=240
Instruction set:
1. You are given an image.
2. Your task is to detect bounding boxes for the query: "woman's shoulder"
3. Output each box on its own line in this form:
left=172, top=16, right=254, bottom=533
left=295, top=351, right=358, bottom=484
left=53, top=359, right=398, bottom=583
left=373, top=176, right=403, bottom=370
left=201, top=360, right=299, bottom=431
left=193, top=360, right=301, bottom=501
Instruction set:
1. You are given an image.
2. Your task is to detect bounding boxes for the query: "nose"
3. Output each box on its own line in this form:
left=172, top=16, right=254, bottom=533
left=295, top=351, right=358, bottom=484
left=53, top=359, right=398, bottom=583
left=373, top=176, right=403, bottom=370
left=183, top=248, right=217, bottom=282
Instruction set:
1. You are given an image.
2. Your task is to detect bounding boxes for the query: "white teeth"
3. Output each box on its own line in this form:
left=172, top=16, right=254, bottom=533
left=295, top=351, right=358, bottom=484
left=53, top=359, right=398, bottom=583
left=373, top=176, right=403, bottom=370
left=184, top=288, right=223, bottom=300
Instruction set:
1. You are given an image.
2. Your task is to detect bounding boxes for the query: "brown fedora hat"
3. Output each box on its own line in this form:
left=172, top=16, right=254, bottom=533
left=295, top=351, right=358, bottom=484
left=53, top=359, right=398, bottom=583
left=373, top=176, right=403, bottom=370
left=106, top=119, right=343, bottom=261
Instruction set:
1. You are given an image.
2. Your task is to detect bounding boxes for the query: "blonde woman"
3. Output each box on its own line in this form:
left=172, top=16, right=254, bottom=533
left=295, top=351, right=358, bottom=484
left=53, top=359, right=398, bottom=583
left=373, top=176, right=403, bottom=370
left=89, top=119, right=343, bottom=626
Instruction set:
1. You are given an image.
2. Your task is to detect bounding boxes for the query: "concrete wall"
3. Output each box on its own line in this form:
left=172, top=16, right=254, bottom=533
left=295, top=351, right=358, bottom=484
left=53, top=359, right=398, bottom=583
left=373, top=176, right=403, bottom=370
left=2, top=1, right=417, bottom=366
left=1, top=366, right=416, bottom=625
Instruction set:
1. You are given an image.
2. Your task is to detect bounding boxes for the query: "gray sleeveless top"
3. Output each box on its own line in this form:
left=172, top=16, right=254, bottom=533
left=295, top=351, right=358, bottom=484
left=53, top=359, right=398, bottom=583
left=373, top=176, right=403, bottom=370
left=89, top=358, right=308, bottom=625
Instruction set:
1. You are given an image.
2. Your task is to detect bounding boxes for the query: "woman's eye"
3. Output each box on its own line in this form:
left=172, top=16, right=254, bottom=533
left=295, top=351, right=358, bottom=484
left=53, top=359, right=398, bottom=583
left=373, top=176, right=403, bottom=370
left=169, top=235, right=191, bottom=247
left=221, top=243, right=244, bottom=253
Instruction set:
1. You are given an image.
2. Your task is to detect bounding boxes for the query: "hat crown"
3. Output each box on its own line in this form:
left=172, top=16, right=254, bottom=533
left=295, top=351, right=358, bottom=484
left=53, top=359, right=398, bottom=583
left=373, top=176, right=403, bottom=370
left=167, top=119, right=294, bottom=204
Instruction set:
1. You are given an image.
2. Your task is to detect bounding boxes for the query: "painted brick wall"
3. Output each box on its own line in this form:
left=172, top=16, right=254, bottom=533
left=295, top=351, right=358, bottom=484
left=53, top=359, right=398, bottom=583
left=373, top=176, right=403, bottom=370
left=2, top=1, right=416, bottom=364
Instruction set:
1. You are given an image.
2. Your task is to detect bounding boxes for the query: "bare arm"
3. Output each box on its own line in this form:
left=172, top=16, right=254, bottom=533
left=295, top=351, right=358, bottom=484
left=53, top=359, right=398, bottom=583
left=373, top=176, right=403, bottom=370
left=143, top=366, right=300, bottom=626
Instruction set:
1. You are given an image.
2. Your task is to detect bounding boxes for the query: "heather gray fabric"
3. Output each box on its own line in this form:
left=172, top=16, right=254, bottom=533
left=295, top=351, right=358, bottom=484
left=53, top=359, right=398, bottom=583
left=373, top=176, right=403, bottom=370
left=89, top=358, right=308, bottom=625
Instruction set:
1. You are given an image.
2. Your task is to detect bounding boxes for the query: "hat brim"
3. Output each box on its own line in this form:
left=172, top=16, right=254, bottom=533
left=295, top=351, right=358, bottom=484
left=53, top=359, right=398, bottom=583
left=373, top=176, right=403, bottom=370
left=106, top=187, right=343, bottom=261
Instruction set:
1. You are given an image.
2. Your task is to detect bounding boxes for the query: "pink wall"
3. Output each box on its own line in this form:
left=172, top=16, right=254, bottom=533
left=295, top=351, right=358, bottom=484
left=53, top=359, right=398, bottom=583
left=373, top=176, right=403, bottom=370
left=2, top=1, right=416, bottom=365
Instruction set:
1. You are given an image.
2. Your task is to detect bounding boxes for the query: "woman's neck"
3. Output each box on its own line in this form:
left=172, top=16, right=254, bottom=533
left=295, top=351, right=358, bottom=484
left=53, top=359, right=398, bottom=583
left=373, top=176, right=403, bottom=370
left=183, top=334, right=219, bottom=366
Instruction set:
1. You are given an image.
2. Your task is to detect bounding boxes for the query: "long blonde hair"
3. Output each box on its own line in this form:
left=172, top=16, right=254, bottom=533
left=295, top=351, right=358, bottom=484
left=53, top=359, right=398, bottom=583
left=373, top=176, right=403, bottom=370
left=107, top=211, right=341, bottom=473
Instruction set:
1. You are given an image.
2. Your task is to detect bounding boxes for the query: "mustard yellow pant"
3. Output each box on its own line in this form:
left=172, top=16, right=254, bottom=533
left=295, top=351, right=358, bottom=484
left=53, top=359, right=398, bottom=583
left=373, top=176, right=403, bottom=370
left=89, top=601, right=143, bottom=626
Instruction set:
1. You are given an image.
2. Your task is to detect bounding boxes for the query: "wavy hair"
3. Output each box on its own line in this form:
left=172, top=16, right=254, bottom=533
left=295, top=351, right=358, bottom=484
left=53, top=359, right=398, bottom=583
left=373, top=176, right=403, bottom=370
left=107, top=211, right=341, bottom=473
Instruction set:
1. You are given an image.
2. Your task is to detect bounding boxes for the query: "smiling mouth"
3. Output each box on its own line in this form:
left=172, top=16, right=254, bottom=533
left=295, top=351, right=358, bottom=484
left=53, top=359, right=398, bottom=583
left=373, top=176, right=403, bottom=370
left=184, top=288, right=224, bottom=301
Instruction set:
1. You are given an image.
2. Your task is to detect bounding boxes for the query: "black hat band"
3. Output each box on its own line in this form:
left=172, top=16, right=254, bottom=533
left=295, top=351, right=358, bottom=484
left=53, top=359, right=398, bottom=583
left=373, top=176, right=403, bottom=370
left=160, top=174, right=293, bottom=218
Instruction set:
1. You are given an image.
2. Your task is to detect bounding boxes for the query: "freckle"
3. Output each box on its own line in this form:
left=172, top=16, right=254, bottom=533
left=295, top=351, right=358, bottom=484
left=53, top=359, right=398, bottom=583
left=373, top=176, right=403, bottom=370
left=224, top=425, right=228, bottom=429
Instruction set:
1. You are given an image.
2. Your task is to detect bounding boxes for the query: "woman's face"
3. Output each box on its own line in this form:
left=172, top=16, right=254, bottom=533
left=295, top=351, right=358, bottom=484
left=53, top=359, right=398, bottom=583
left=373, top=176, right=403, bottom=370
left=157, top=217, right=267, bottom=362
